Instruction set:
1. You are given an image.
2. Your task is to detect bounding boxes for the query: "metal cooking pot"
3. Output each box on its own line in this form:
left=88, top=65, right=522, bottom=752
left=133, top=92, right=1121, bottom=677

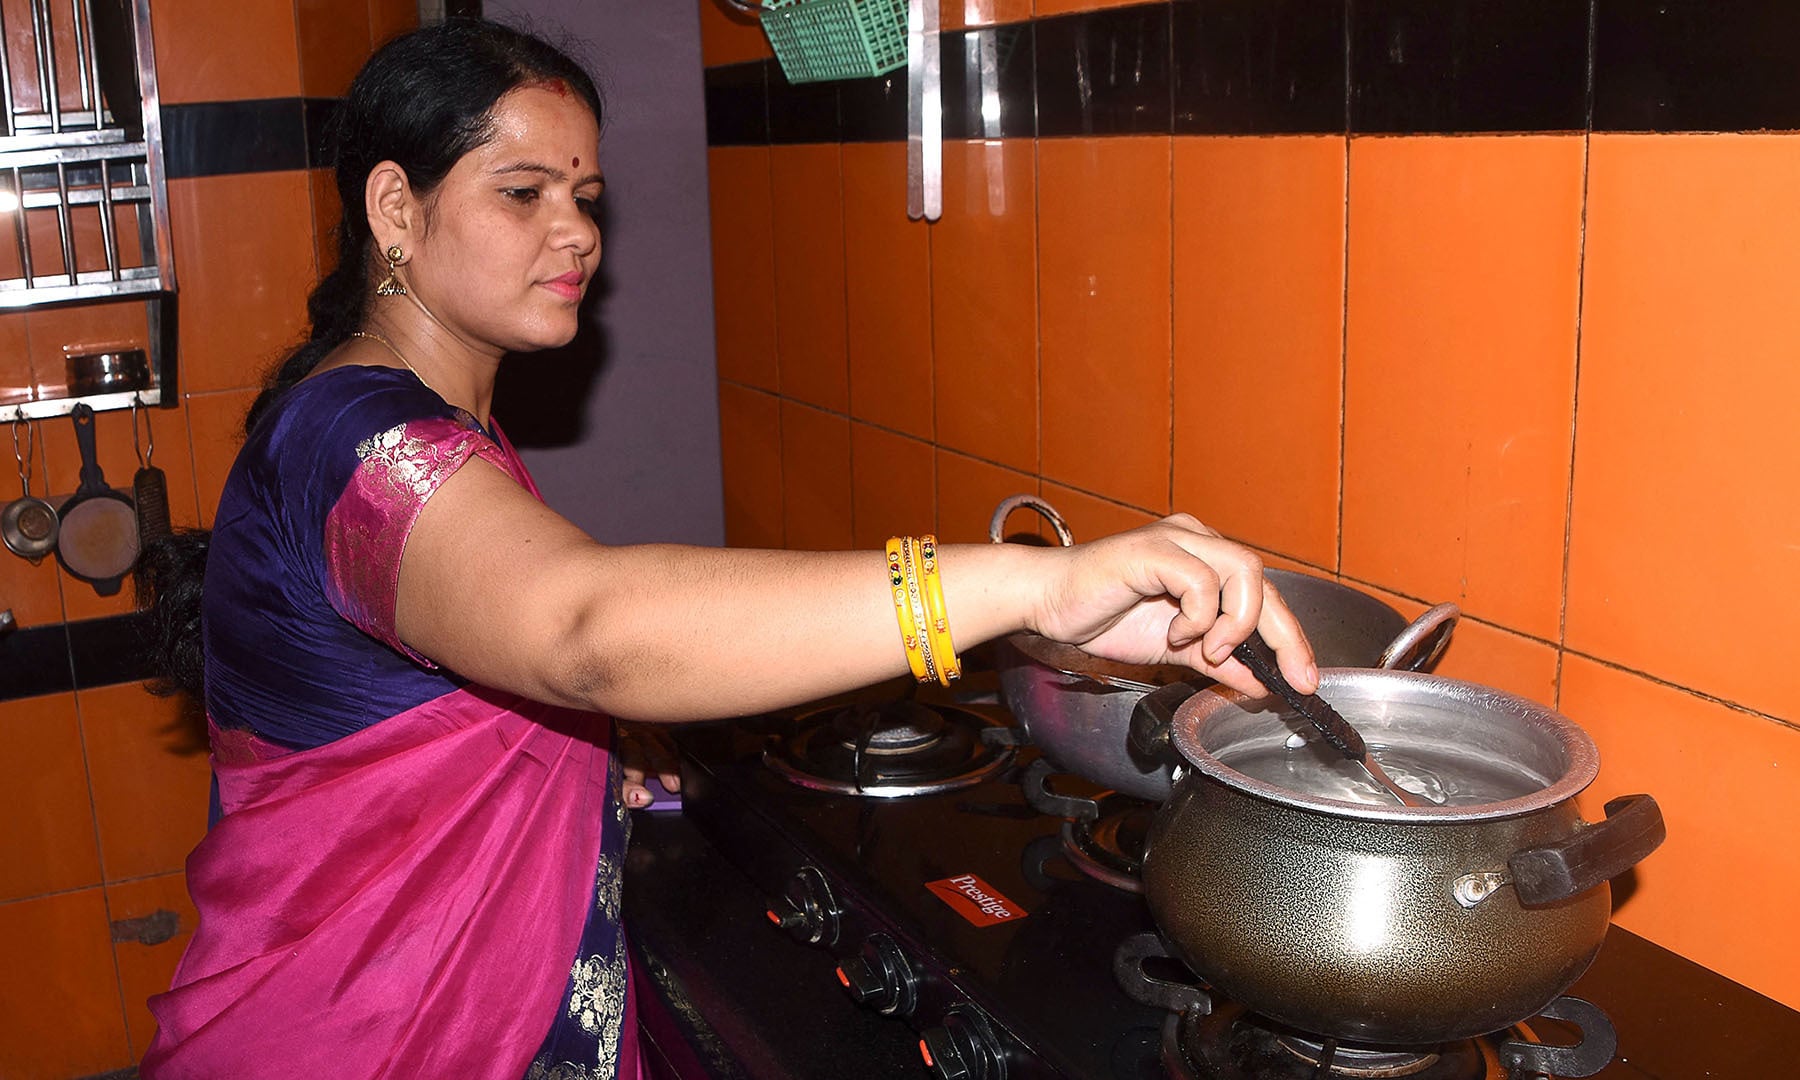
left=1136, top=669, right=1665, bottom=1045
left=989, top=495, right=1459, bottom=801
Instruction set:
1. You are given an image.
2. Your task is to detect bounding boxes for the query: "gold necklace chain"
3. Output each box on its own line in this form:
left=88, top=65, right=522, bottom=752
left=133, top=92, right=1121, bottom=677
left=350, top=330, right=437, bottom=397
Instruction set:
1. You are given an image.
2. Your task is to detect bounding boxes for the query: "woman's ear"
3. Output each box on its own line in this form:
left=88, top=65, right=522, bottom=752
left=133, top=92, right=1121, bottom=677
left=365, top=160, right=414, bottom=252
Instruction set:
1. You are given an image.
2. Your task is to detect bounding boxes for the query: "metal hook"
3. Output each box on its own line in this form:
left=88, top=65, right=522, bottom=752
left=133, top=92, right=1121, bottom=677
left=11, top=414, right=33, bottom=491
left=131, top=392, right=152, bottom=466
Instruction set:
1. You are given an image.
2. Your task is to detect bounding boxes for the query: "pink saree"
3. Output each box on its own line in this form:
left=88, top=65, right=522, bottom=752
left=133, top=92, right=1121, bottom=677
left=145, top=381, right=641, bottom=1079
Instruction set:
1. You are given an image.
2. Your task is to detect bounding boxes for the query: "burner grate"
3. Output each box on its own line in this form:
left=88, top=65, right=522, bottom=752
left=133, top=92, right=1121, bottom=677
left=762, top=701, right=1014, bottom=796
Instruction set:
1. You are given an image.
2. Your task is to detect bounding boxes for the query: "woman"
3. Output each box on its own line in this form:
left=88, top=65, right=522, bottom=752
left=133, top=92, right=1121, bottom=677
left=137, top=18, right=1317, bottom=1080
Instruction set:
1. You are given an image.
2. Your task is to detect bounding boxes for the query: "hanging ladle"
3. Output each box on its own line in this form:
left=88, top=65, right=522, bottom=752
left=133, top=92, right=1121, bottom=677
left=3, top=416, right=59, bottom=563
left=1230, top=631, right=1434, bottom=808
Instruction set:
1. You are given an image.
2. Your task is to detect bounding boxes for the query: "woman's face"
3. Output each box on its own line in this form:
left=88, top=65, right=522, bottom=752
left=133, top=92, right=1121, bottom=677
left=404, top=83, right=604, bottom=353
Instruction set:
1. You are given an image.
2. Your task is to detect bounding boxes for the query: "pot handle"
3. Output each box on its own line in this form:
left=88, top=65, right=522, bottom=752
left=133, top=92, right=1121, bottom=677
left=988, top=494, right=1075, bottom=547
left=1112, top=932, right=1212, bottom=1016
left=1127, top=679, right=1209, bottom=766
left=1376, top=602, right=1460, bottom=672
left=1509, top=794, right=1666, bottom=908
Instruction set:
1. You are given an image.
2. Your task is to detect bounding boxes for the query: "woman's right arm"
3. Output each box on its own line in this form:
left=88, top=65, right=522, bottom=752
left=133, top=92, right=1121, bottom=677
left=394, top=457, right=1316, bottom=722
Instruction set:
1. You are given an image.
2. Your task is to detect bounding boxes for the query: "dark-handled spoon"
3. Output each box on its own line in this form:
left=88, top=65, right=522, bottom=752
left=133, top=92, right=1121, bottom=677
left=1230, top=632, right=1432, bottom=808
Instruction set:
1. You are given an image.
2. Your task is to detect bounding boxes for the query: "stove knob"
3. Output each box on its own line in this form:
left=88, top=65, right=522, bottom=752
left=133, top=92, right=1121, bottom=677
left=919, top=1008, right=1007, bottom=1080
left=834, top=934, right=917, bottom=1016
left=766, top=865, right=840, bottom=946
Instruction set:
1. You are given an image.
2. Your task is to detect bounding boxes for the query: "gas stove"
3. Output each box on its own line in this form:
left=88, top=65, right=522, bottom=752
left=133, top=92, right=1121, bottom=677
left=646, top=671, right=1800, bottom=1080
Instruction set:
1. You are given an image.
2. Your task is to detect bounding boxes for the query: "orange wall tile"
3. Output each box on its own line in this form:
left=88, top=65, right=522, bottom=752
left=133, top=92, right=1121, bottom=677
left=1039, top=481, right=1156, bottom=544
left=0, top=888, right=133, bottom=1078
left=1569, top=134, right=1800, bottom=721
left=850, top=422, right=935, bottom=550
left=1342, top=136, right=1583, bottom=642
left=697, top=0, right=772, bottom=67
left=935, top=448, right=1036, bottom=545
left=1172, top=136, right=1346, bottom=568
left=150, top=0, right=302, bottom=104
left=1037, top=136, right=1172, bottom=513
left=770, top=145, right=850, bottom=412
left=779, top=400, right=853, bottom=550
left=297, top=0, right=372, bottom=98
left=184, top=388, right=255, bottom=526
left=708, top=146, right=779, bottom=391
left=932, top=139, right=1038, bottom=474
left=107, top=872, right=199, bottom=1061
left=718, top=381, right=784, bottom=548
left=367, top=0, right=418, bottom=48
left=79, top=683, right=211, bottom=881
left=1561, top=656, right=1800, bottom=1007
left=168, top=172, right=318, bottom=396
left=0, top=693, right=101, bottom=901
left=943, top=0, right=1032, bottom=31
left=843, top=143, right=934, bottom=439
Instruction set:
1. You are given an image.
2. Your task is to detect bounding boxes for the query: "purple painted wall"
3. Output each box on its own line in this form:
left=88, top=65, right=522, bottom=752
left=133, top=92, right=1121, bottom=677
left=489, top=1, right=724, bottom=546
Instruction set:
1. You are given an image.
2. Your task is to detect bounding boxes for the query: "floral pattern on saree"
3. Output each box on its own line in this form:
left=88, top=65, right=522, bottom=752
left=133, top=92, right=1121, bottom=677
left=322, top=414, right=507, bottom=665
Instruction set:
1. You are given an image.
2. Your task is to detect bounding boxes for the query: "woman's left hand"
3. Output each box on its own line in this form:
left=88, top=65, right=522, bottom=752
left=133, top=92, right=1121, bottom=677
left=1028, top=513, right=1318, bottom=697
left=618, top=723, right=681, bottom=809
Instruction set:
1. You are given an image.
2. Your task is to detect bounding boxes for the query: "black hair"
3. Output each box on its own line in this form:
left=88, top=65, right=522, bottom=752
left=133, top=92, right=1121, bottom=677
left=138, top=18, right=603, bottom=699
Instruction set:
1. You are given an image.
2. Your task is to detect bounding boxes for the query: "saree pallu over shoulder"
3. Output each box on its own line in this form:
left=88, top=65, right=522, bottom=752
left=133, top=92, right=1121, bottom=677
left=142, top=687, right=626, bottom=1080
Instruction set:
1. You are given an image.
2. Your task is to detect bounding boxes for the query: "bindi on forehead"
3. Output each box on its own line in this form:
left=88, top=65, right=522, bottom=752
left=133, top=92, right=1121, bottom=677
left=573, top=156, right=580, bottom=169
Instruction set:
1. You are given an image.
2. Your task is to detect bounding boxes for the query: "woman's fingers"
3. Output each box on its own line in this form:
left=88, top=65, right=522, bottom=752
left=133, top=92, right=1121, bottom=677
left=618, top=724, right=683, bottom=808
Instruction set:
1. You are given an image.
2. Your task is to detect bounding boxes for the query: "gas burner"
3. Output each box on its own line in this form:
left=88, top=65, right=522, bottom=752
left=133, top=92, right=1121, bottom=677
left=762, top=700, right=1014, bottom=797
left=1164, top=1002, right=1513, bottom=1080
left=1060, top=792, right=1153, bottom=894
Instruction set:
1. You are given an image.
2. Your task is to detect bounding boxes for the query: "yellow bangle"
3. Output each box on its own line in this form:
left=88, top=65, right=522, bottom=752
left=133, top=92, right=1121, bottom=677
left=899, top=537, right=939, bottom=684
left=885, top=538, right=930, bottom=682
left=917, top=534, right=961, bottom=685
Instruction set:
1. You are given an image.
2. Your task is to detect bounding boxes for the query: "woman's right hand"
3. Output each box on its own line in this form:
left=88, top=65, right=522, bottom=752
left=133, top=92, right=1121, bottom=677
left=1025, top=513, right=1318, bottom=698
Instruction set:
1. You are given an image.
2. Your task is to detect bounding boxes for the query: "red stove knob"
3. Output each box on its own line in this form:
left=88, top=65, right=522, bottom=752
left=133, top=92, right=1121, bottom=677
left=767, top=866, right=840, bottom=946
left=918, top=1008, right=1006, bottom=1080
left=836, top=933, right=918, bottom=1017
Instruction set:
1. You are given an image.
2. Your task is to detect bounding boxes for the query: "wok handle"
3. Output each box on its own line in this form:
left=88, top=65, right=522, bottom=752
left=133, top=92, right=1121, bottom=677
left=1376, top=602, right=1460, bottom=672
left=1509, top=794, right=1666, bottom=908
left=1126, top=680, right=1208, bottom=764
left=987, top=494, right=1074, bottom=547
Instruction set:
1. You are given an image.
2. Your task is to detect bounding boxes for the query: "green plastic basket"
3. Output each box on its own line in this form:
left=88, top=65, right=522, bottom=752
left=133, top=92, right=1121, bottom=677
left=759, top=0, right=909, bottom=85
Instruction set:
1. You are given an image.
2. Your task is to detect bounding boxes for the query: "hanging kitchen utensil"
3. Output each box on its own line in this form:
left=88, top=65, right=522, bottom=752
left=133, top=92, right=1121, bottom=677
left=55, top=404, right=140, bottom=596
left=3, top=417, right=59, bottom=563
left=905, top=0, right=942, bottom=222
left=130, top=396, right=170, bottom=543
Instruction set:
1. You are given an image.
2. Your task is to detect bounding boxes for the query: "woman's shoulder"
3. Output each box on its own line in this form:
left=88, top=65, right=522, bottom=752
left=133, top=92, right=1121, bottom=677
left=254, top=366, right=480, bottom=461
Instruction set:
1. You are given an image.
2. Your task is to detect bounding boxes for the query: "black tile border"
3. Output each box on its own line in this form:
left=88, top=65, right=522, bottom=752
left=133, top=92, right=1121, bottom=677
left=1592, top=0, right=1800, bottom=133
left=1173, top=0, right=1347, bottom=135
left=704, top=61, right=770, bottom=146
left=706, top=0, right=1800, bottom=144
left=68, top=610, right=158, bottom=690
left=0, top=622, right=74, bottom=700
left=1034, top=5, right=1172, bottom=138
left=941, top=24, right=1037, bottom=141
left=163, top=98, right=311, bottom=179
left=0, top=611, right=159, bottom=703
left=1349, top=0, right=1591, bottom=135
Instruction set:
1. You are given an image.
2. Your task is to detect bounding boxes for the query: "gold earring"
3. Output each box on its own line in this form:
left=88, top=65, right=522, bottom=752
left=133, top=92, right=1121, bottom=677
left=375, top=244, right=407, bottom=297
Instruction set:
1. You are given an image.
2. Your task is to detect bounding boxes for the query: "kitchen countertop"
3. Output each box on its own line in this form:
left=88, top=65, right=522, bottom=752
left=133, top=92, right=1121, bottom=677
left=624, top=809, right=1796, bottom=1079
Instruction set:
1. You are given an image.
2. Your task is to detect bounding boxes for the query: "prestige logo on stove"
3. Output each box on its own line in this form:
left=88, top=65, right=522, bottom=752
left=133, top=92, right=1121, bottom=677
left=926, top=874, right=1027, bottom=927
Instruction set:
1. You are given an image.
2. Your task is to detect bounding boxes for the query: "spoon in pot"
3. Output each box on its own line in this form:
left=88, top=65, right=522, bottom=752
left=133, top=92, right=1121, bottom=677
left=1230, top=632, right=1433, bottom=808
